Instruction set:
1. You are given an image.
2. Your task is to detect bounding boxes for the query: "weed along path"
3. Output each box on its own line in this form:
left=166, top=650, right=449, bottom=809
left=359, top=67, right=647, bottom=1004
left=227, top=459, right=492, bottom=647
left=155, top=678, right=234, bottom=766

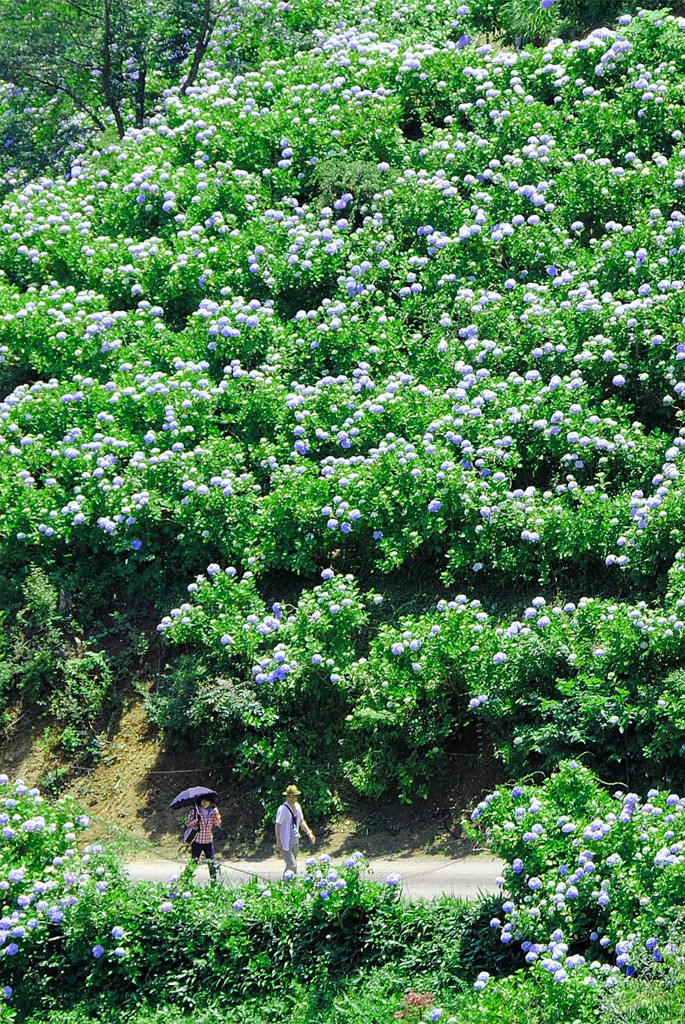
left=125, top=853, right=505, bottom=900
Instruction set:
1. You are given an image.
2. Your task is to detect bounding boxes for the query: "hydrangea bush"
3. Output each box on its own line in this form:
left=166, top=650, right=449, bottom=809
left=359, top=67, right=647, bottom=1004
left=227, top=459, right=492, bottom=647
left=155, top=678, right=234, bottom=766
left=155, top=563, right=685, bottom=807
left=468, top=761, right=685, bottom=997
left=0, top=775, right=120, bottom=1007
left=2, top=0, right=685, bottom=803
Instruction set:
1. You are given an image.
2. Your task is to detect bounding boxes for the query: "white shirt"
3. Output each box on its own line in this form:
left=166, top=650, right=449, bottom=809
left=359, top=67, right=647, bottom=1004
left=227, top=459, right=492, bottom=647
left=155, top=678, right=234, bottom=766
left=275, top=801, right=303, bottom=851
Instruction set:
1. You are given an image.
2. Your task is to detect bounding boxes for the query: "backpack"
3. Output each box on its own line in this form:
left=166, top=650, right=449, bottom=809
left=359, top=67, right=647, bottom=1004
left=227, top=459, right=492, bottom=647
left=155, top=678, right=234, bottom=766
left=183, top=804, right=200, bottom=845
left=183, top=825, right=198, bottom=845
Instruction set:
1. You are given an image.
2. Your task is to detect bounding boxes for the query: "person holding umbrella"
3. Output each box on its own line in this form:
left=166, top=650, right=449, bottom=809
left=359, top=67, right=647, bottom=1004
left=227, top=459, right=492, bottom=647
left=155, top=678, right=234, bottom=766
left=186, top=797, right=221, bottom=882
left=275, top=785, right=315, bottom=877
left=169, top=786, right=222, bottom=883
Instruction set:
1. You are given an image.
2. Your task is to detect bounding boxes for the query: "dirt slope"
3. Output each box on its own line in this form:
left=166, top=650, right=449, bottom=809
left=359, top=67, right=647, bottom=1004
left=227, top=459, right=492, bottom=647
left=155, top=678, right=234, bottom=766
left=1, top=697, right=497, bottom=860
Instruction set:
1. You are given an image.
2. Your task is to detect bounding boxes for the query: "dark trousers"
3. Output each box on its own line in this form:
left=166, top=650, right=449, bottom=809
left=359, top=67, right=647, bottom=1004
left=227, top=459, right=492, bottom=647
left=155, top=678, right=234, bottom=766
left=191, top=841, right=217, bottom=879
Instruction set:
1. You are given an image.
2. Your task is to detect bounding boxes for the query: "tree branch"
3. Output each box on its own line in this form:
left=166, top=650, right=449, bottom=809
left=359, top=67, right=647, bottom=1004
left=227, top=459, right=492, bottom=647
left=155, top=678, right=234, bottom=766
left=101, top=0, right=125, bottom=137
left=134, top=65, right=147, bottom=128
left=180, top=0, right=215, bottom=94
left=7, top=69, right=106, bottom=132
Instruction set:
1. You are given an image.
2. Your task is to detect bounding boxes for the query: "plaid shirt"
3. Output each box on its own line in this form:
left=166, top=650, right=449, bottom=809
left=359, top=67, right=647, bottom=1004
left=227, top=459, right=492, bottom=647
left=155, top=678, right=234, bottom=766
left=186, top=806, right=221, bottom=844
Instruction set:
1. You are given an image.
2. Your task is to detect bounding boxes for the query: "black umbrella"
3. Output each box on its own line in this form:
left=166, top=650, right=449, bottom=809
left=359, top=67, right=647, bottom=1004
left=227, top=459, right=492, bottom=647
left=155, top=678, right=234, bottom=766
left=169, top=786, right=218, bottom=810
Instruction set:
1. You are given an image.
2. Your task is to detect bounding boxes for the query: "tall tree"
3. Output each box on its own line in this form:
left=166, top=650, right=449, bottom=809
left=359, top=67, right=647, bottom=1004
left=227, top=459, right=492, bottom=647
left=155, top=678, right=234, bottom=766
left=0, top=0, right=236, bottom=137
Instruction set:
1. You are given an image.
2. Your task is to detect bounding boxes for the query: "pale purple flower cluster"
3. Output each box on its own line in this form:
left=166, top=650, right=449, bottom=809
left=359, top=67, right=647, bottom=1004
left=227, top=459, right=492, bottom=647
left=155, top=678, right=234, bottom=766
left=472, top=770, right=685, bottom=990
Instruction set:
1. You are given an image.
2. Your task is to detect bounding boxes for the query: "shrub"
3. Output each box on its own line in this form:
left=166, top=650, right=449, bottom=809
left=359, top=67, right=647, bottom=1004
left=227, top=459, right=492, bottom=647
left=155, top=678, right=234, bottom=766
left=468, top=761, right=685, bottom=993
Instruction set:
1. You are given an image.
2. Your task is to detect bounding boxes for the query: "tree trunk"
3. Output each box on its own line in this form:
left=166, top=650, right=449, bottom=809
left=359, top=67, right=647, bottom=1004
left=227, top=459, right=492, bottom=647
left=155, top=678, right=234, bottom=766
left=101, top=0, right=125, bottom=137
left=135, top=65, right=147, bottom=128
left=181, top=0, right=214, bottom=95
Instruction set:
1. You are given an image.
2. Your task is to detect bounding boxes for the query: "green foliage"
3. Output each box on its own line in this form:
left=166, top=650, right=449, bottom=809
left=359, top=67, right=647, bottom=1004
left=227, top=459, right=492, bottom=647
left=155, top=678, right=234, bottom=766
left=1, top=0, right=685, bottom=821
left=0, top=567, right=117, bottom=763
left=157, top=570, right=685, bottom=806
left=151, top=571, right=378, bottom=815
left=556, top=1, right=667, bottom=41
left=499, top=0, right=561, bottom=47
left=469, top=0, right=668, bottom=45
left=468, top=762, right=685, bottom=992
left=7, top=567, right=65, bottom=705
left=602, top=962, right=685, bottom=1023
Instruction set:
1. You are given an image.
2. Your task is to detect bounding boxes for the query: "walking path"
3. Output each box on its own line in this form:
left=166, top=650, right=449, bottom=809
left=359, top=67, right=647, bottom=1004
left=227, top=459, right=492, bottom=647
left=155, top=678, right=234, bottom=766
left=126, top=853, right=504, bottom=901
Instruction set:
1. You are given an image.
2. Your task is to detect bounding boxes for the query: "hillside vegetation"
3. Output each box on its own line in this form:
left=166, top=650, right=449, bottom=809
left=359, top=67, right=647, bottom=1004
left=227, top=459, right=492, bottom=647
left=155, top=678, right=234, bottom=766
left=2, top=0, right=685, bottom=821
left=6, top=1, right=685, bottom=1023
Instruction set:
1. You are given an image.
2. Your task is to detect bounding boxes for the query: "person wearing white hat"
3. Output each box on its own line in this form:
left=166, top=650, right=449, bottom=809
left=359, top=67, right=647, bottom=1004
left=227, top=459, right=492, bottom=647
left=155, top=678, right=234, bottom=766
left=275, top=785, right=315, bottom=877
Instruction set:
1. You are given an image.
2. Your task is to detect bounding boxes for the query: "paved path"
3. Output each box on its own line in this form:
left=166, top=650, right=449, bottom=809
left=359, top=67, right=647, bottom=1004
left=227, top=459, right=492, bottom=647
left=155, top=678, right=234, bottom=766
left=126, top=854, right=504, bottom=901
